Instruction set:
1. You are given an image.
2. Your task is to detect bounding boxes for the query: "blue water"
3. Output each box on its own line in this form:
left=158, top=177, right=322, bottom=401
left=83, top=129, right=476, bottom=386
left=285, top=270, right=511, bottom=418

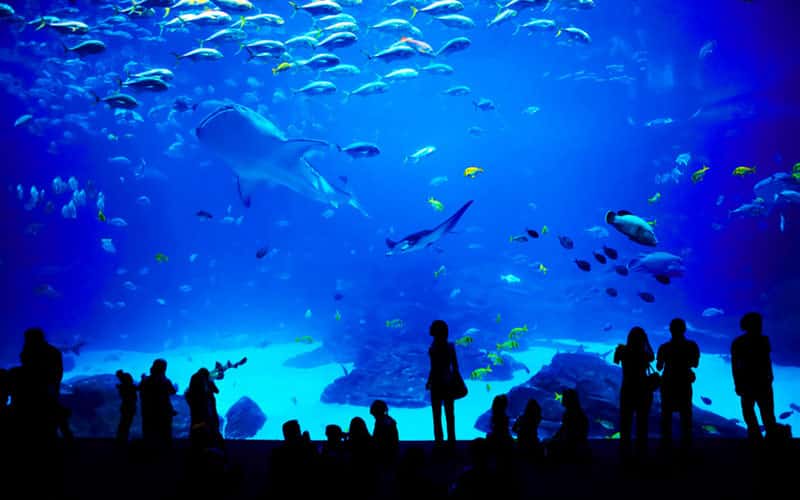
left=1, top=0, right=799, bottom=437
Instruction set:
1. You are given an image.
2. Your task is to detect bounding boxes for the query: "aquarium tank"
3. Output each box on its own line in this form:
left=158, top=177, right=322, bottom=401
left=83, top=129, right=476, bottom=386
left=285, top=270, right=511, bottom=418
left=1, top=0, right=798, bottom=441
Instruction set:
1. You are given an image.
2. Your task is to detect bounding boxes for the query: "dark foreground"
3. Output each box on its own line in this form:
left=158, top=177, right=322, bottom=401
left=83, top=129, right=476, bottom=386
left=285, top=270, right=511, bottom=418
left=4, top=438, right=797, bottom=500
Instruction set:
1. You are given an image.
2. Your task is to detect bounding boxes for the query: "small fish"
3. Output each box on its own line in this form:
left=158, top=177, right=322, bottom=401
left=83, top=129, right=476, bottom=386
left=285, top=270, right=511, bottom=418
left=638, top=292, right=655, bottom=303
left=486, top=384, right=491, bottom=392
left=464, top=166, right=484, bottom=178
left=554, top=392, right=563, bottom=403
left=196, top=210, right=213, bottom=219
left=487, top=353, right=503, bottom=366
left=602, top=323, right=613, bottom=332
left=304, top=309, right=312, bottom=319
left=602, top=246, right=618, bottom=259
left=606, top=288, right=618, bottom=297
left=433, top=265, right=446, bottom=278
left=608, top=432, right=621, bottom=440
left=98, top=210, right=106, bottom=222
left=692, top=165, right=710, bottom=183
left=558, top=236, right=574, bottom=249
left=778, top=410, right=793, bottom=420
left=538, top=263, right=547, bottom=275
left=647, top=192, right=662, bottom=204
left=509, top=234, right=528, bottom=243
left=155, top=252, right=169, bottom=263
left=541, top=225, right=549, bottom=235
left=295, top=335, right=314, bottom=344
left=495, top=313, right=502, bottom=323
left=700, top=396, right=712, bottom=405
left=732, top=166, right=756, bottom=177
left=385, top=318, right=404, bottom=329
left=256, top=247, right=268, bottom=258
left=333, top=292, right=344, bottom=301
left=614, top=265, right=629, bottom=276
left=592, top=251, right=607, bottom=264
left=701, top=424, right=719, bottom=435
left=596, top=419, right=615, bottom=431
left=702, top=307, right=724, bottom=317
left=509, top=325, right=528, bottom=338
left=334, top=310, right=341, bottom=321
left=526, top=228, right=539, bottom=239
left=496, top=340, right=519, bottom=351
left=575, top=259, right=591, bottom=272
left=470, top=366, right=492, bottom=380
left=427, top=196, right=444, bottom=212
left=655, top=275, right=671, bottom=285
left=455, top=335, right=473, bottom=347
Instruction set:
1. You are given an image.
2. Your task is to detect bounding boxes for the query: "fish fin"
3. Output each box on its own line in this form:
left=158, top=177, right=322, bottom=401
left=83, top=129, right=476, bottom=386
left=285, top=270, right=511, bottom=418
left=236, top=176, right=255, bottom=208
left=385, top=238, right=398, bottom=249
left=288, top=1, right=297, bottom=17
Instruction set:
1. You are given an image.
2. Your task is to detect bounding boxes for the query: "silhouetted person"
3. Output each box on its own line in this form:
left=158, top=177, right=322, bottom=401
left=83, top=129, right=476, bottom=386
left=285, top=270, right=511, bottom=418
left=18, top=327, right=65, bottom=442
left=345, top=416, right=378, bottom=500
left=487, top=394, right=514, bottom=457
left=426, top=319, right=459, bottom=446
left=512, top=398, right=543, bottom=461
left=139, top=358, right=177, bottom=451
left=270, top=419, right=319, bottom=497
left=115, top=369, right=138, bottom=444
left=185, top=368, right=223, bottom=452
left=546, top=388, right=589, bottom=463
left=657, top=318, right=700, bottom=453
left=370, top=399, right=399, bottom=464
left=614, top=326, right=656, bottom=458
left=393, top=446, right=445, bottom=500
left=731, top=312, right=777, bottom=441
left=319, top=424, right=347, bottom=497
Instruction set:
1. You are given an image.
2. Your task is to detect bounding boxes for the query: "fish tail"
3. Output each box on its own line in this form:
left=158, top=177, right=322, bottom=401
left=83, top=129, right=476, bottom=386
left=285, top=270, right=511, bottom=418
left=158, top=23, right=165, bottom=36
left=245, top=46, right=255, bottom=61
left=288, top=1, right=297, bottom=17
left=88, top=90, right=100, bottom=104
left=409, top=6, right=418, bottom=19
left=234, top=43, right=244, bottom=56
left=238, top=16, right=246, bottom=29
left=163, top=7, right=170, bottom=18
left=512, top=23, right=520, bottom=36
left=36, top=19, right=46, bottom=30
left=341, top=91, right=350, bottom=104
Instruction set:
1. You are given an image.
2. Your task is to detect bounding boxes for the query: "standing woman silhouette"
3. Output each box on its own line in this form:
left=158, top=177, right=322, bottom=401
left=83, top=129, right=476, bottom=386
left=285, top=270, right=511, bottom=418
left=426, top=319, right=459, bottom=445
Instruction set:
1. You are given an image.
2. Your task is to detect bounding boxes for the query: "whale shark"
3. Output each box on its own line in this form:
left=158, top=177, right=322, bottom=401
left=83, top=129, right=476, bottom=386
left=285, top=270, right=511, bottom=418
left=195, top=102, right=367, bottom=216
left=386, top=200, right=473, bottom=255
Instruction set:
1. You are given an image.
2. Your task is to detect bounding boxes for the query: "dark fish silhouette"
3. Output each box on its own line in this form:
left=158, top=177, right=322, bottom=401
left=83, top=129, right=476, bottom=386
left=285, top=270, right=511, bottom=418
left=526, top=228, right=539, bottom=239
left=333, top=292, right=344, bottom=301
left=256, top=247, right=268, bottom=259
left=614, top=265, right=629, bottom=276
left=655, top=274, right=671, bottom=285
left=558, top=235, right=574, bottom=249
left=602, top=245, right=618, bottom=259
left=779, top=410, right=793, bottom=420
left=700, top=396, right=712, bottom=405
left=593, top=251, right=607, bottom=264
left=638, top=292, right=655, bottom=303
left=196, top=210, right=213, bottom=219
left=605, top=288, right=618, bottom=297
left=575, top=259, right=591, bottom=272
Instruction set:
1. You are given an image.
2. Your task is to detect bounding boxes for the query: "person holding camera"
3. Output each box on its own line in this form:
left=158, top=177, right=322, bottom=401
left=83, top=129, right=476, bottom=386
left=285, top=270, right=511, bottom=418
left=614, top=326, right=656, bottom=459
left=656, top=318, right=700, bottom=454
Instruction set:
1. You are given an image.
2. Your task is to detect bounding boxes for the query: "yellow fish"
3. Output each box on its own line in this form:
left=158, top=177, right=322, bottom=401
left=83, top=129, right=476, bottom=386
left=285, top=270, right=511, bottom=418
left=732, top=166, right=756, bottom=177
left=607, top=431, right=621, bottom=440
left=385, top=318, right=404, bottom=329
left=272, top=62, right=293, bottom=75
left=97, top=210, right=106, bottom=222
left=702, top=424, right=720, bottom=435
left=538, top=263, right=547, bottom=275
left=294, top=335, right=314, bottom=344
left=495, top=313, right=502, bottom=323
left=470, top=366, right=492, bottom=380
left=433, top=265, right=446, bottom=278
left=647, top=219, right=657, bottom=227
left=334, top=310, right=341, bottom=321
left=455, top=335, right=473, bottom=347
left=541, top=225, right=549, bottom=235
left=496, top=340, right=519, bottom=351
left=793, top=162, right=800, bottom=181
left=648, top=192, right=662, bottom=204
left=554, top=392, right=563, bottom=403
left=428, top=196, right=444, bottom=212
left=464, top=166, right=484, bottom=178
left=487, top=352, right=503, bottom=366
left=691, top=165, right=710, bottom=183
left=155, top=252, right=169, bottom=263
left=509, top=325, right=527, bottom=338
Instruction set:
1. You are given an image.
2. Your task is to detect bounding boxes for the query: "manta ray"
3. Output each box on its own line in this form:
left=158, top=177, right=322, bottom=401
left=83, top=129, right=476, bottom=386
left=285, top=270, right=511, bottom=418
left=386, top=200, right=473, bottom=255
left=195, top=102, right=367, bottom=216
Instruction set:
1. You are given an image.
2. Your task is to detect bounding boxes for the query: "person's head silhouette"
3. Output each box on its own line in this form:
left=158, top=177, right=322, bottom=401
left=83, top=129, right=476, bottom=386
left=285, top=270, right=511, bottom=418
left=562, top=388, right=581, bottom=411
left=370, top=399, right=389, bottom=418
left=23, top=327, right=46, bottom=346
left=325, top=424, right=343, bottom=443
left=740, top=312, right=763, bottom=335
left=429, top=319, right=448, bottom=341
left=282, top=419, right=301, bottom=442
left=492, top=394, right=508, bottom=415
left=151, top=358, right=167, bottom=376
left=626, top=326, right=648, bottom=350
left=669, top=318, right=687, bottom=339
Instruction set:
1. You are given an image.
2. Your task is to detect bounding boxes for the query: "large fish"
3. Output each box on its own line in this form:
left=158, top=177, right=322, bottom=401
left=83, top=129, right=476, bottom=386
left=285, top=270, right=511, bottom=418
left=195, top=102, right=367, bottom=215
left=386, top=200, right=473, bottom=255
